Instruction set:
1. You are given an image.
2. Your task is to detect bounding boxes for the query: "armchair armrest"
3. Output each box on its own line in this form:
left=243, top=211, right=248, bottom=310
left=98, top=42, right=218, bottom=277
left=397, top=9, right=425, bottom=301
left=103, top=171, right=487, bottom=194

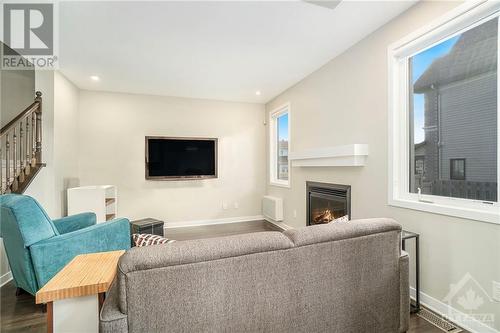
left=53, top=212, right=97, bottom=234
left=30, top=218, right=131, bottom=289
left=399, top=251, right=410, bottom=333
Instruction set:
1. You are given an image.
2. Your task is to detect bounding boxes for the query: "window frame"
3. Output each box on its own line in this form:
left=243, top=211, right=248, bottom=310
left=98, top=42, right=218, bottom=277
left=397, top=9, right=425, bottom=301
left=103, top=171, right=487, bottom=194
left=269, top=103, right=291, bottom=188
left=388, top=0, right=500, bottom=224
left=450, top=159, right=466, bottom=181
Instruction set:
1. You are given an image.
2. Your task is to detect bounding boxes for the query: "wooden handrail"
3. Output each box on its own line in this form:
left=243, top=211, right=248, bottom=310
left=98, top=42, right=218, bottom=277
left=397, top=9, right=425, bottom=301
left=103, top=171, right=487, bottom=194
left=0, top=94, right=41, bottom=136
left=1, top=91, right=43, bottom=194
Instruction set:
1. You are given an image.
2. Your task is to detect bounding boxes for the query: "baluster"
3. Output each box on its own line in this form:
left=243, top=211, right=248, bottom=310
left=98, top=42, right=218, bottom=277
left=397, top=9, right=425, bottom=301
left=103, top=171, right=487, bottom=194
left=12, top=128, right=18, bottom=191
left=35, top=92, right=42, bottom=164
left=6, top=134, right=11, bottom=193
left=25, top=117, right=31, bottom=175
left=18, top=121, right=25, bottom=183
left=31, top=112, right=36, bottom=167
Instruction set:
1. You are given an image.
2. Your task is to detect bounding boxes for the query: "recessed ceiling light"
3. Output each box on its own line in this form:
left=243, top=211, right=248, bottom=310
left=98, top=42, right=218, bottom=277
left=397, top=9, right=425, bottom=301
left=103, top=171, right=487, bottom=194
left=90, top=75, right=100, bottom=81
left=255, top=90, right=261, bottom=96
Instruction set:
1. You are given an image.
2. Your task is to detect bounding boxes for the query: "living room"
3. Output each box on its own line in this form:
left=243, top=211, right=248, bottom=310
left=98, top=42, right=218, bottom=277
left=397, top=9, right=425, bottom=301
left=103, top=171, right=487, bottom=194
left=1, top=1, right=499, bottom=333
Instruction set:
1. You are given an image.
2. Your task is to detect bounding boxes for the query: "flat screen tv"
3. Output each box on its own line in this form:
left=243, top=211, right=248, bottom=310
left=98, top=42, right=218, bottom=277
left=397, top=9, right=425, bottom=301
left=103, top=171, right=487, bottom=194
left=145, top=137, right=218, bottom=180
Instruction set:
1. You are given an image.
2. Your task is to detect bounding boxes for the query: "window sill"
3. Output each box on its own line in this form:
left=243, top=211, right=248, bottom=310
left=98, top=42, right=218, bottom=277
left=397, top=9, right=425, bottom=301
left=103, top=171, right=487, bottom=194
left=269, top=181, right=290, bottom=189
left=389, top=197, right=499, bottom=225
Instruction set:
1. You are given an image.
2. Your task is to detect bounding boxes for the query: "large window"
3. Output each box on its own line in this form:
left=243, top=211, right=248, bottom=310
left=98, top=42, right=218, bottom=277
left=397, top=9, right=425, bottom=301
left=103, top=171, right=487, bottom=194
left=270, top=104, right=290, bottom=187
left=388, top=2, right=500, bottom=224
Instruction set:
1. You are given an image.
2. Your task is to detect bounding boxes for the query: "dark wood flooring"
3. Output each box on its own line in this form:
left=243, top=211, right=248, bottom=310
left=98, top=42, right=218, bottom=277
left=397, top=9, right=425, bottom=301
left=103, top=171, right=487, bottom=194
left=165, top=219, right=280, bottom=240
left=1, top=220, right=461, bottom=333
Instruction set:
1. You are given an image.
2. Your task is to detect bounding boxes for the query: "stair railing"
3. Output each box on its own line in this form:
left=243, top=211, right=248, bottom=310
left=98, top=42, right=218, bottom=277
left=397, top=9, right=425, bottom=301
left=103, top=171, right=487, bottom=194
left=1, top=91, right=43, bottom=194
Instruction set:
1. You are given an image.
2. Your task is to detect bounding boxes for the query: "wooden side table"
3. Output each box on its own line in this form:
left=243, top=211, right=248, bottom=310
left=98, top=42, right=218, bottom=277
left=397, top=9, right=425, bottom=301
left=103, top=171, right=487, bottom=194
left=36, top=250, right=125, bottom=333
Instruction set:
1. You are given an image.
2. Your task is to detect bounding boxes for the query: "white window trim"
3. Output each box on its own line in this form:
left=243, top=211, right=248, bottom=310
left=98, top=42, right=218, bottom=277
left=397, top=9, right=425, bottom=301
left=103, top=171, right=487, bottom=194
left=388, top=0, right=500, bottom=225
left=269, top=103, right=291, bottom=188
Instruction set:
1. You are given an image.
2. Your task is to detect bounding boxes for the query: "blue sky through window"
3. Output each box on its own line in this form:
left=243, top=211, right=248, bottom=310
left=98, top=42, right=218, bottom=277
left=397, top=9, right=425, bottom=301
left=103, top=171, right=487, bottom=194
left=278, top=113, right=289, bottom=141
left=412, top=35, right=459, bottom=143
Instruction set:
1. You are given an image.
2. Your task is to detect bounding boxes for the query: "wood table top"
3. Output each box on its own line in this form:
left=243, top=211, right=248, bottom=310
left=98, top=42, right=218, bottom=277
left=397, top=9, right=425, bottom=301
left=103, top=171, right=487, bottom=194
left=35, top=250, right=125, bottom=304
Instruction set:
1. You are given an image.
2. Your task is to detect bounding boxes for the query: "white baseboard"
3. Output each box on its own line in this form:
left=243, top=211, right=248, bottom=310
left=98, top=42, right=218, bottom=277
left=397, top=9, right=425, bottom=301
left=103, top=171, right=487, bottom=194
left=0, top=271, right=12, bottom=287
left=264, top=218, right=294, bottom=231
left=410, top=287, right=499, bottom=333
left=164, top=215, right=265, bottom=228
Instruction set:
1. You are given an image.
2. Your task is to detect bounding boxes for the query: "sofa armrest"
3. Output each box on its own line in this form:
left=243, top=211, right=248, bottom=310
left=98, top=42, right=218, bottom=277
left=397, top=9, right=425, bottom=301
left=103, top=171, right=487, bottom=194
left=30, top=218, right=131, bottom=288
left=52, top=212, right=97, bottom=234
left=100, top=280, right=128, bottom=333
left=399, top=250, right=410, bottom=333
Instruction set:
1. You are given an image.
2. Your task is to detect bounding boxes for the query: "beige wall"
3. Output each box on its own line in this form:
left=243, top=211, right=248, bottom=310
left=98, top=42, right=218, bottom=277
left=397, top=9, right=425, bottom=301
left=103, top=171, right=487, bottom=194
left=78, top=91, right=266, bottom=223
left=266, top=1, right=500, bottom=331
left=0, top=70, right=35, bottom=128
left=53, top=72, right=81, bottom=216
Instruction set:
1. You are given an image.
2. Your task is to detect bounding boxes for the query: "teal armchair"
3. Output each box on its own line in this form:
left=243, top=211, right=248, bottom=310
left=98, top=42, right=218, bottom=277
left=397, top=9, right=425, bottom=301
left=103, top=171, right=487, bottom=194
left=0, top=194, right=131, bottom=295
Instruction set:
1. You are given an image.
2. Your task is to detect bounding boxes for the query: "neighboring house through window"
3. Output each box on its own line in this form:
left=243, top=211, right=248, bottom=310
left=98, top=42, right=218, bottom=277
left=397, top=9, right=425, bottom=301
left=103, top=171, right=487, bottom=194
left=388, top=2, right=499, bottom=223
left=270, top=104, right=290, bottom=187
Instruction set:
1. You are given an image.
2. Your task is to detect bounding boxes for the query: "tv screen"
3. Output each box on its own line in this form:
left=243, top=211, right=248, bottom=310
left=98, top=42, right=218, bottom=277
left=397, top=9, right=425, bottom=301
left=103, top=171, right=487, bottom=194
left=146, top=137, right=217, bottom=180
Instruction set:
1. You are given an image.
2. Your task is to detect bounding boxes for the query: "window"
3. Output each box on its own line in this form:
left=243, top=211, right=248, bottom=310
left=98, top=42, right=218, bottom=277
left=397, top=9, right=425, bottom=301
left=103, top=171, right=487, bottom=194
left=270, top=104, right=290, bottom=187
left=450, top=159, right=466, bottom=180
left=388, top=2, right=500, bottom=224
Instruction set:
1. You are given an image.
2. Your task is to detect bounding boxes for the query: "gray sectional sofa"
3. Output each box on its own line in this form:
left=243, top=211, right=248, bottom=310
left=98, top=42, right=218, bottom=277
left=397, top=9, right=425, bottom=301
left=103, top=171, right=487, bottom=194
left=100, top=218, right=410, bottom=333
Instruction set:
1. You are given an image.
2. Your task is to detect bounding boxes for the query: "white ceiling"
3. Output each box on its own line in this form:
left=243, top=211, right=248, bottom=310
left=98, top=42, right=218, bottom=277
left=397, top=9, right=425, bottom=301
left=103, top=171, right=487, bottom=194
left=59, top=1, right=416, bottom=103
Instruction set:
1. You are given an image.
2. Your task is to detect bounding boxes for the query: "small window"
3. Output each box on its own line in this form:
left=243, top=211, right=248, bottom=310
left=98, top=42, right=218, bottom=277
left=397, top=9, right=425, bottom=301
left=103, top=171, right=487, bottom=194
left=269, top=104, right=290, bottom=187
left=450, top=159, right=466, bottom=180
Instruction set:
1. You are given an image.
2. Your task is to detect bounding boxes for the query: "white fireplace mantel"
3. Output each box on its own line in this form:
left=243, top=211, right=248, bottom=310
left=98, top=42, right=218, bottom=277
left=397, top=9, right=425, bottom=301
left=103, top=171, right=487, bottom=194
left=288, top=144, right=369, bottom=167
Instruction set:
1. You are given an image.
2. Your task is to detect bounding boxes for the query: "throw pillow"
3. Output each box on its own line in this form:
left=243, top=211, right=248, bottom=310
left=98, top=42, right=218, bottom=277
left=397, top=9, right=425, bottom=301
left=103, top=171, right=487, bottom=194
left=329, top=215, right=349, bottom=223
left=132, top=233, right=175, bottom=247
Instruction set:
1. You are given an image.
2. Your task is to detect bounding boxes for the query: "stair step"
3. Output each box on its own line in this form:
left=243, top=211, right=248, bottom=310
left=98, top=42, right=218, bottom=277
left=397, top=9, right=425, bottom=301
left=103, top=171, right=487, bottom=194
left=2, top=163, right=46, bottom=195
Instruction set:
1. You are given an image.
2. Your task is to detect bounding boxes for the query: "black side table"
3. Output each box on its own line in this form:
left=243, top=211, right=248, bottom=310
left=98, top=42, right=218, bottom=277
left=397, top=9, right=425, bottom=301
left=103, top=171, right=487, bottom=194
left=130, top=218, right=164, bottom=237
left=402, top=230, right=420, bottom=313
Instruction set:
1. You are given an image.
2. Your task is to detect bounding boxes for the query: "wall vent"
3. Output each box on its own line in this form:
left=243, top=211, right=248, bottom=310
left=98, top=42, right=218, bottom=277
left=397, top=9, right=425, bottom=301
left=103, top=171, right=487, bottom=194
left=262, top=196, right=283, bottom=222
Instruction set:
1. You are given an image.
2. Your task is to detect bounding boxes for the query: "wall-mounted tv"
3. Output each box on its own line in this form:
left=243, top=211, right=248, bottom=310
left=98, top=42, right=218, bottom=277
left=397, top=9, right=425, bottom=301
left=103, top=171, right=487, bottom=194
left=145, top=137, right=218, bottom=180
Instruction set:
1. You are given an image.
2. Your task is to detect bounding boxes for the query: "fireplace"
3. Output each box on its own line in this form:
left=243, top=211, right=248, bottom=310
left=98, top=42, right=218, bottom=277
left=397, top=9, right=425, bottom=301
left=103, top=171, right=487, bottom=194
left=306, top=182, right=351, bottom=225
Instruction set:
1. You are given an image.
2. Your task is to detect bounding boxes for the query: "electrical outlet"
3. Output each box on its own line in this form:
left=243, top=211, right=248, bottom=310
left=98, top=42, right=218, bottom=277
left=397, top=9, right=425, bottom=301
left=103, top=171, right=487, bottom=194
left=234, top=202, right=239, bottom=209
left=293, top=210, right=297, bottom=218
left=493, top=281, right=500, bottom=302
left=222, top=201, right=228, bottom=210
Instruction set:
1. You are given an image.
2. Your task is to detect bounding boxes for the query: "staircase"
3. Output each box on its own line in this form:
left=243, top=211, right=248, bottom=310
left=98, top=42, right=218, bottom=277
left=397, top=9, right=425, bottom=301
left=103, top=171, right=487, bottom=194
left=1, top=91, right=45, bottom=194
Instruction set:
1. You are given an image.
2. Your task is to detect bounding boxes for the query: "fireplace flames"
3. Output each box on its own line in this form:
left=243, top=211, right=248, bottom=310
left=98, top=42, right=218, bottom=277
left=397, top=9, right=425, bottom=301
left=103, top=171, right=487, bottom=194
left=312, top=209, right=335, bottom=224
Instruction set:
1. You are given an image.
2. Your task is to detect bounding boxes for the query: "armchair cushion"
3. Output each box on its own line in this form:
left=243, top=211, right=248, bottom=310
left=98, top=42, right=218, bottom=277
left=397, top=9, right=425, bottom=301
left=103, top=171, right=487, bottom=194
left=0, top=194, right=58, bottom=247
left=30, top=218, right=131, bottom=288
left=53, top=212, right=97, bottom=234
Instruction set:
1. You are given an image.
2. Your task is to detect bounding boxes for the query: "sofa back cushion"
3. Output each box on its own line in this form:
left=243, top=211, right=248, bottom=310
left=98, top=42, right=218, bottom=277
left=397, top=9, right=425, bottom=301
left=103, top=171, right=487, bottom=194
left=117, top=231, right=293, bottom=313
left=284, top=217, right=401, bottom=247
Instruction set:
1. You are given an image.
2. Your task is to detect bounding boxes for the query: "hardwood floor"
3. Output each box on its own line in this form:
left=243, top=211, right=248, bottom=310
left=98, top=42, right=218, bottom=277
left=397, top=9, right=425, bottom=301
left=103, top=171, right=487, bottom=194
left=1, top=282, right=45, bottom=333
left=165, top=219, right=280, bottom=240
left=1, top=220, right=464, bottom=333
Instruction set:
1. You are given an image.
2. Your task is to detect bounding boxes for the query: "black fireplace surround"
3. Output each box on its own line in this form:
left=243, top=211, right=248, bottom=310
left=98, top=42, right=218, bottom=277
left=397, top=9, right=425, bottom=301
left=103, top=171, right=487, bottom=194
left=306, top=182, right=351, bottom=226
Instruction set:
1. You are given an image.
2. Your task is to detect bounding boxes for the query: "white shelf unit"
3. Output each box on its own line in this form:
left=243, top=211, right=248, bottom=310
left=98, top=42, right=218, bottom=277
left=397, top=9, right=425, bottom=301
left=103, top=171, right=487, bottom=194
left=67, top=185, right=117, bottom=223
left=288, top=144, right=369, bottom=167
